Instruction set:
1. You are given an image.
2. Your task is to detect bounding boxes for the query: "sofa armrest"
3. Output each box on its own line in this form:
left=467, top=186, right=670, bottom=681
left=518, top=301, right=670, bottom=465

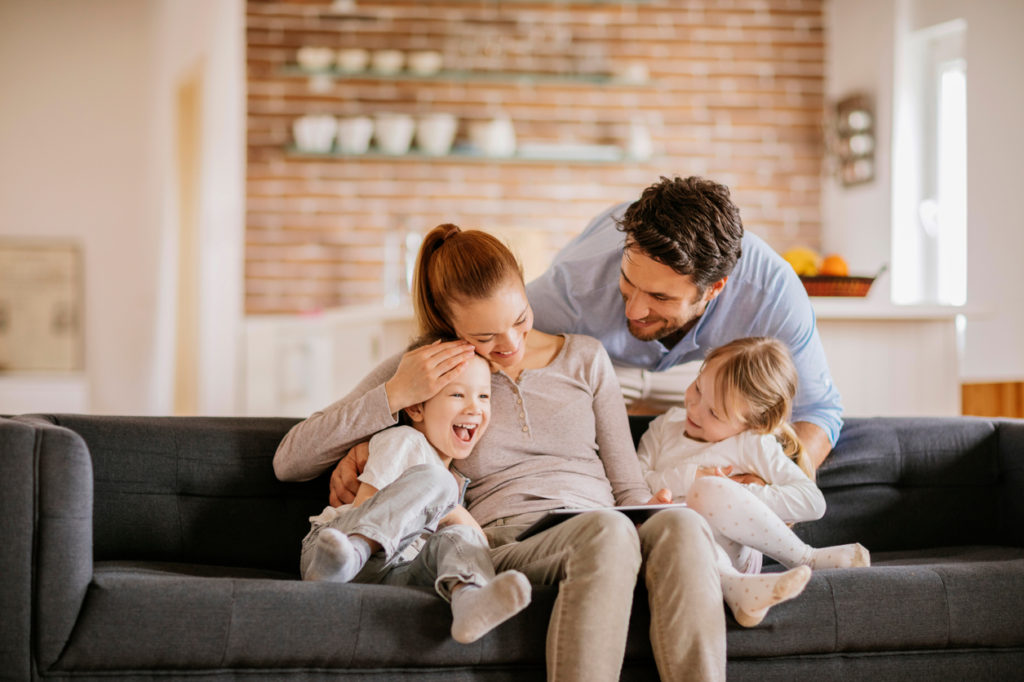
left=0, top=417, right=94, bottom=678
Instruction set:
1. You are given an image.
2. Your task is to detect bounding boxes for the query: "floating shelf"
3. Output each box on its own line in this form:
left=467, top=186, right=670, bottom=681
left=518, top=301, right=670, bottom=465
left=280, top=65, right=652, bottom=88
left=285, top=143, right=652, bottom=164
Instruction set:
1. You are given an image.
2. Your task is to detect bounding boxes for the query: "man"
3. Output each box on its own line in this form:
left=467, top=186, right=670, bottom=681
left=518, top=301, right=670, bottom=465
left=527, top=176, right=842, bottom=467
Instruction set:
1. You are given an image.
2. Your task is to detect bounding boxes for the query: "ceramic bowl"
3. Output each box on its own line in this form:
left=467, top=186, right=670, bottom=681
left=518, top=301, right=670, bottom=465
left=373, top=113, right=415, bottom=154
left=336, top=48, right=369, bottom=73
left=407, top=50, right=443, bottom=76
left=371, top=49, right=405, bottom=75
left=415, top=113, right=458, bottom=156
left=337, top=116, right=374, bottom=154
left=296, top=46, right=335, bottom=72
left=292, top=115, right=338, bottom=153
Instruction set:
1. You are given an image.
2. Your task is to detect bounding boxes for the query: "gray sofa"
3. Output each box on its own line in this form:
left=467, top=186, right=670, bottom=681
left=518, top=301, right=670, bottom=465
left=2, top=412, right=1023, bottom=681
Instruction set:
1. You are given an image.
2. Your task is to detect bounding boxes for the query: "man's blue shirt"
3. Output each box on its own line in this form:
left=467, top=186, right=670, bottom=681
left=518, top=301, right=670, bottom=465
left=526, top=201, right=844, bottom=445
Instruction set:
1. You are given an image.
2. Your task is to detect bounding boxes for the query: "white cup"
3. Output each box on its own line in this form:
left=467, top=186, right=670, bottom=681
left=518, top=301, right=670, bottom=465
left=292, top=115, right=338, bottom=153
left=371, top=49, right=405, bottom=75
left=415, top=113, right=458, bottom=156
left=336, top=48, right=369, bottom=73
left=337, top=116, right=374, bottom=155
left=373, top=113, right=415, bottom=154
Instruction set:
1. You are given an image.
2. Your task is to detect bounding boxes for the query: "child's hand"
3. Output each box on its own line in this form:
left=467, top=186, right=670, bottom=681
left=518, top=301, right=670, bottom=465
left=329, top=441, right=369, bottom=506
left=696, top=465, right=734, bottom=479
left=647, top=488, right=673, bottom=505
left=384, top=339, right=476, bottom=412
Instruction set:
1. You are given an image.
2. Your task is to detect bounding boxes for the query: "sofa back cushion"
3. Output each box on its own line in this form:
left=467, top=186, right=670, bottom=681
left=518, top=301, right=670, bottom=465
left=40, top=415, right=324, bottom=575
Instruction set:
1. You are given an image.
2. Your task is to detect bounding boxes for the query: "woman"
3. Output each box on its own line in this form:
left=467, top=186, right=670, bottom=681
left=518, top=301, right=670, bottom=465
left=274, top=224, right=726, bottom=682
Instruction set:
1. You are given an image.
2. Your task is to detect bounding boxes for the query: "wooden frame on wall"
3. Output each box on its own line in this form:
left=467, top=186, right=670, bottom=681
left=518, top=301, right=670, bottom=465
left=0, top=241, right=84, bottom=372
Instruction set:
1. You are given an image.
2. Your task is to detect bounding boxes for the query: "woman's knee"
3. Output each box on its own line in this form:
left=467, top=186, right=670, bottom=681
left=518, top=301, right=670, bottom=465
left=641, top=506, right=716, bottom=553
left=568, top=509, right=642, bottom=567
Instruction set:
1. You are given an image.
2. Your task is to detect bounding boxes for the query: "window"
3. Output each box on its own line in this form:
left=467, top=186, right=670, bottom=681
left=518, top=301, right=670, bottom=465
left=892, top=19, right=967, bottom=305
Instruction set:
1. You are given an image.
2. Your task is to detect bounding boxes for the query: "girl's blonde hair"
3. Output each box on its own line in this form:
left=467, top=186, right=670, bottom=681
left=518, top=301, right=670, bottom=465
left=412, top=223, right=524, bottom=338
left=704, top=337, right=813, bottom=480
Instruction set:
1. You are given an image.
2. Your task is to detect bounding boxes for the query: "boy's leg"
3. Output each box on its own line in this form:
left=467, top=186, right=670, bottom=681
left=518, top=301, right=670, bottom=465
left=686, top=476, right=869, bottom=569
left=486, top=510, right=642, bottom=682
left=301, top=463, right=458, bottom=581
left=390, top=524, right=531, bottom=643
left=638, top=507, right=726, bottom=682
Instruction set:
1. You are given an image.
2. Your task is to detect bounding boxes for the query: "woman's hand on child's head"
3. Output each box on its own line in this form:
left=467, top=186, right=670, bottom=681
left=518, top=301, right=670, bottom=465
left=696, top=465, right=734, bottom=479
left=329, top=441, right=370, bottom=506
left=385, top=339, right=476, bottom=411
left=647, top=488, right=673, bottom=505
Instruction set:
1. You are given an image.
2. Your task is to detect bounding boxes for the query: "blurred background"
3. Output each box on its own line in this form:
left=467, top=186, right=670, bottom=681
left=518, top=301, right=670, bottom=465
left=1, top=0, right=1021, bottom=420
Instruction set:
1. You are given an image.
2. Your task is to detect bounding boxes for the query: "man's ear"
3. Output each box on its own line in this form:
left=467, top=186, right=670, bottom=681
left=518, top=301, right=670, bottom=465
left=404, top=403, right=425, bottom=423
left=704, top=276, right=728, bottom=303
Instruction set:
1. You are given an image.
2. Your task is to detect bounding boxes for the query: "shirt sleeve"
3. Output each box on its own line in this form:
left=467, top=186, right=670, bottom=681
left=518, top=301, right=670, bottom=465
left=636, top=409, right=700, bottom=499
left=738, top=433, right=826, bottom=524
left=359, top=426, right=437, bottom=491
left=587, top=338, right=655, bottom=505
left=272, top=353, right=403, bottom=482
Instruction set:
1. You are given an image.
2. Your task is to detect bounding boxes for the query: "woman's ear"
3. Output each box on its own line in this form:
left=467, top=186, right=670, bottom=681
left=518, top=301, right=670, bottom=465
left=404, top=403, right=426, bottom=423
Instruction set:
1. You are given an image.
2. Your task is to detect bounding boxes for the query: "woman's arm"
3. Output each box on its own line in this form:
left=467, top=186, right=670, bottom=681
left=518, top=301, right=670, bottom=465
left=273, top=354, right=402, bottom=482
left=587, top=340, right=656, bottom=506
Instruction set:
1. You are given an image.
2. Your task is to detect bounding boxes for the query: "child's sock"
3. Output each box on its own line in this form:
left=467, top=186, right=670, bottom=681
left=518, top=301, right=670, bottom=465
left=305, top=528, right=372, bottom=583
left=721, top=565, right=812, bottom=628
left=807, top=542, right=871, bottom=569
left=450, top=570, right=532, bottom=644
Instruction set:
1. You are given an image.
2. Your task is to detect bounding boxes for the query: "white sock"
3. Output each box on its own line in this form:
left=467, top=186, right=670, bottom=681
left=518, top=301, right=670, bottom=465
left=721, top=565, right=812, bottom=628
left=450, top=571, right=532, bottom=644
left=305, top=528, right=372, bottom=583
left=808, top=542, right=871, bottom=569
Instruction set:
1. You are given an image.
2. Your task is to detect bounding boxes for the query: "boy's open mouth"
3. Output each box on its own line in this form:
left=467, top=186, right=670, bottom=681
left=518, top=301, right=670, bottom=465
left=453, top=423, right=478, bottom=442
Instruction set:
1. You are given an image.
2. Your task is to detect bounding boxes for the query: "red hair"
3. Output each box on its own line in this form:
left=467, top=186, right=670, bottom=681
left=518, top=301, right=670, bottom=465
left=412, top=224, right=524, bottom=338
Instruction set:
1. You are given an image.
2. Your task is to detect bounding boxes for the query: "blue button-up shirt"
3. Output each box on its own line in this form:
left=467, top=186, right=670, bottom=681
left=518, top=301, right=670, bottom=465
left=526, top=201, right=844, bottom=445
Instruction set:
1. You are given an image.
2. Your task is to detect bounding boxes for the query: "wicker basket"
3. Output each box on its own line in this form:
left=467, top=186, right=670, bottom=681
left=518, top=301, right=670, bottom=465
left=799, top=275, right=875, bottom=297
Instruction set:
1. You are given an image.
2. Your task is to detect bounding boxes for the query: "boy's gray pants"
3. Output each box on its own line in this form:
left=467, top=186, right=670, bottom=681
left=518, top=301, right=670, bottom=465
left=300, top=463, right=495, bottom=600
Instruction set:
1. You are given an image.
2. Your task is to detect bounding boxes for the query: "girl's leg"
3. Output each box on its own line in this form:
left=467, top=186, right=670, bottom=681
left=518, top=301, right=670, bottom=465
left=301, top=463, right=458, bottom=582
left=715, top=545, right=811, bottom=628
left=687, top=476, right=870, bottom=569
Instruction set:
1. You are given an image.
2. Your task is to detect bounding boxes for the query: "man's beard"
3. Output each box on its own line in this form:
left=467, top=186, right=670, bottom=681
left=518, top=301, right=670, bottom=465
left=627, top=317, right=681, bottom=342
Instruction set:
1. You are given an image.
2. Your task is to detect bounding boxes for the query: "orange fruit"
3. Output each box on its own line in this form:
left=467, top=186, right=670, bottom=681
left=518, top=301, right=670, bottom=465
left=819, top=254, right=849, bottom=277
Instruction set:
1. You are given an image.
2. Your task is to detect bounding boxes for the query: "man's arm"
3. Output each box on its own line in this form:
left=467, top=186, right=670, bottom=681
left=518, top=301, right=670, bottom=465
left=794, top=421, right=832, bottom=470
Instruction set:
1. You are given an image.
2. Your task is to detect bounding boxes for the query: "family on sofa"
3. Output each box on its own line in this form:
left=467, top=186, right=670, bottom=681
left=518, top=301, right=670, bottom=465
left=273, top=176, right=868, bottom=681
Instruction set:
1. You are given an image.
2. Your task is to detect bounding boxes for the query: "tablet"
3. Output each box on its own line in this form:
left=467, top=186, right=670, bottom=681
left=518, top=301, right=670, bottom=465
left=514, top=503, right=688, bottom=541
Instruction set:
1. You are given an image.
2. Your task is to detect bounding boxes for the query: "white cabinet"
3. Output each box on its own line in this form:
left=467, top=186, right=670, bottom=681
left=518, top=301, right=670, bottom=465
left=813, top=301, right=965, bottom=417
left=244, top=306, right=416, bottom=417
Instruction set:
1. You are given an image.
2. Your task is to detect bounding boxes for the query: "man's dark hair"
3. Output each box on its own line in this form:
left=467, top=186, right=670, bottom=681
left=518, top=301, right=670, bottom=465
left=616, top=176, right=744, bottom=292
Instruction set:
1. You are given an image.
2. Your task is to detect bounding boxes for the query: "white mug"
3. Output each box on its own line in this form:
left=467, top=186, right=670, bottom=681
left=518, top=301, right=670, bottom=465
left=416, top=113, right=458, bottom=156
left=373, top=113, right=415, bottom=155
left=337, top=116, right=374, bottom=155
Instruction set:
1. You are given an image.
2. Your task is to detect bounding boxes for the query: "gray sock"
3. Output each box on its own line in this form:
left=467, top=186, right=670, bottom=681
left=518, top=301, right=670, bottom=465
left=305, top=529, right=372, bottom=583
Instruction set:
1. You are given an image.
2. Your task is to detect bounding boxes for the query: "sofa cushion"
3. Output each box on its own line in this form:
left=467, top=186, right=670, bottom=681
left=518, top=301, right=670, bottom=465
left=55, top=561, right=554, bottom=673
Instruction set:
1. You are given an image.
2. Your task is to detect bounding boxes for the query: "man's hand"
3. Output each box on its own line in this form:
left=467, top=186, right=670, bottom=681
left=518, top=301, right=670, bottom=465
left=329, top=441, right=369, bottom=506
left=439, top=505, right=487, bottom=543
left=728, top=472, right=766, bottom=486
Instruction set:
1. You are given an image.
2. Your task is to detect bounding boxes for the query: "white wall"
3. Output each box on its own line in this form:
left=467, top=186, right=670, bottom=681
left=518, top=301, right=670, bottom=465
left=0, top=0, right=245, bottom=415
left=824, top=0, right=1024, bottom=382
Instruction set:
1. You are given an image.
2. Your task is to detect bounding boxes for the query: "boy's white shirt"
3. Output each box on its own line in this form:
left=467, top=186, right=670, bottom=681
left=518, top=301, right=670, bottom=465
left=636, top=407, right=826, bottom=524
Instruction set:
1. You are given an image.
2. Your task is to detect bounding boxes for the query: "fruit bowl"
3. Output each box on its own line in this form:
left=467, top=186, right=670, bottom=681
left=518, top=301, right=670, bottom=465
left=799, top=275, right=875, bottom=297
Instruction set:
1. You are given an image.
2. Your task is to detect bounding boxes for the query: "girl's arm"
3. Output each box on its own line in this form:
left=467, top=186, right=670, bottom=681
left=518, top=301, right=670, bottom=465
left=738, top=433, right=826, bottom=523
left=636, top=409, right=701, bottom=499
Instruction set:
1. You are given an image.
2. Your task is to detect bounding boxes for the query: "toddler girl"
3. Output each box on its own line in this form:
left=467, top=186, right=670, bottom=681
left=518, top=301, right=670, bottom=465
left=637, top=336, right=869, bottom=627
left=300, top=343, right=530, bottom=644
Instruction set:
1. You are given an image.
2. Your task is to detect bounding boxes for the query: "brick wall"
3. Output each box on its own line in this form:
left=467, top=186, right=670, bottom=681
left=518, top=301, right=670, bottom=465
left=246, top=0, right=825, bottom=314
